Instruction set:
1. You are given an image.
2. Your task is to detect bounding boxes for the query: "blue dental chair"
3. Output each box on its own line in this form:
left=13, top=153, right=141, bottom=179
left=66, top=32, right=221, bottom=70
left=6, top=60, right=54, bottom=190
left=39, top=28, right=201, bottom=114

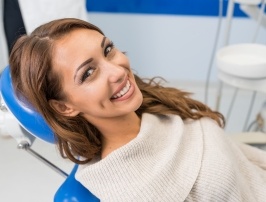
left=0, top=66, right=99, bottom=202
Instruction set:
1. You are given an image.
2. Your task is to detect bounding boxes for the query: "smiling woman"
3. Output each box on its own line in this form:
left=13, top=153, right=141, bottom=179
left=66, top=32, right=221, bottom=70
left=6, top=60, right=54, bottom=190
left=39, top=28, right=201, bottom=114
left=9, top=18, right=266, bottom=201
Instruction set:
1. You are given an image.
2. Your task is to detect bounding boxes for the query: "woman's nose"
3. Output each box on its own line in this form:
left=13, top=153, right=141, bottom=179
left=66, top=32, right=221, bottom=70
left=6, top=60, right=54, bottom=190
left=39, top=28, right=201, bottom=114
left=104, top=62, right=126, bottom=83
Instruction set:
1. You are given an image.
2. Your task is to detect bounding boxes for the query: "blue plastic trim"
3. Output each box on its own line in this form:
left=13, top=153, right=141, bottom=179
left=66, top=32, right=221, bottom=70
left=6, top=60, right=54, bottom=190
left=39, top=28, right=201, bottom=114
left=0, top=66, right=55, bottom=143
left=86, top=0, right=247, bottom=17
left=54, top=164, right=99, bottom=202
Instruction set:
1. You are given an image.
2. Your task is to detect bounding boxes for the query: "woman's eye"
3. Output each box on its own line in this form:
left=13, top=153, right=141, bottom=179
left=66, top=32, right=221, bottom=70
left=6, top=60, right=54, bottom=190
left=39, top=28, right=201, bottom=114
left=104, top=42, right=114, bottom=56
left=81, top=68, right=94, bottom=82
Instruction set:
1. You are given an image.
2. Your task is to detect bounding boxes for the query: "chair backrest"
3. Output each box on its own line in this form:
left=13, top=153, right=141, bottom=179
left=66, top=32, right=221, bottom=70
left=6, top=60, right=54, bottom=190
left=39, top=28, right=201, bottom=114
left=0, top=66, right=55, bottom=143
left=0, top=66, right=99, bottom=202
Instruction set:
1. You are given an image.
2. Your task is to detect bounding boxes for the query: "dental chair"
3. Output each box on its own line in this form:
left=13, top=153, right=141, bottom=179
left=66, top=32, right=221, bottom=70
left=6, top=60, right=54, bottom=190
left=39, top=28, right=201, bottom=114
left=0, top=66, right=99, bottom=202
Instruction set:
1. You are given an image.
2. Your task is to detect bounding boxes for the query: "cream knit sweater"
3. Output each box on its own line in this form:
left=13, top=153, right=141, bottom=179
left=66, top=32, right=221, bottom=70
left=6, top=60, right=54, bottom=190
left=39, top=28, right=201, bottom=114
left=76, top=113, right=266, bottom=201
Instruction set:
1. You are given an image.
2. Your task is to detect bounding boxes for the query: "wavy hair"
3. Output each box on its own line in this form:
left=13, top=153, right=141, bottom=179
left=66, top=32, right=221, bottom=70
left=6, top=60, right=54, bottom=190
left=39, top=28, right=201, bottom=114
left=10, top=18, right=224, bottom=164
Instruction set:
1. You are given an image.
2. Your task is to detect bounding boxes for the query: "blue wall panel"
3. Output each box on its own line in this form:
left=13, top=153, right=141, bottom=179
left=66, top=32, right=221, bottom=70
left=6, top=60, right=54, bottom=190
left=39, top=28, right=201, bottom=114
left=86, top=0, right=247, bottom=17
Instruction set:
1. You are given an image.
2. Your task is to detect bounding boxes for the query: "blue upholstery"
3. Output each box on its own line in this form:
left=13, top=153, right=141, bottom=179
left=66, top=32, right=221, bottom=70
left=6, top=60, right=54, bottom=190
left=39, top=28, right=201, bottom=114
left=0, top=66, right=99, bottom=202
left=54, top=164, right=99, bottom=202
left=0, top=66, right=55, bottom=143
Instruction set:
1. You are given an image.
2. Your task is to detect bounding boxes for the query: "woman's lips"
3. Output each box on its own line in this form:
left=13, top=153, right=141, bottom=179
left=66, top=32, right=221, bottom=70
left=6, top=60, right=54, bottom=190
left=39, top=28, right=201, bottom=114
left=111, top=79, right=135, bottom=102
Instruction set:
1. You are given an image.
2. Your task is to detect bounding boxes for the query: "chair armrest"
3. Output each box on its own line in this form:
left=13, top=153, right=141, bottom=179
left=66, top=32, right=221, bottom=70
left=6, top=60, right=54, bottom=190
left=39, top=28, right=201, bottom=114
left=54, top=164, right=99, bottom=202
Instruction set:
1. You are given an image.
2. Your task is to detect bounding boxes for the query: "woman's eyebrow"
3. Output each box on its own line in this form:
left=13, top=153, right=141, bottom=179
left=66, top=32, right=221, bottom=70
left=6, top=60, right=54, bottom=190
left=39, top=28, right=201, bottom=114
left=101, top=36, right=106, bottom=48
left=74, top=58, right=93, bottom=81
left=73, top=37, right=107, bottom=81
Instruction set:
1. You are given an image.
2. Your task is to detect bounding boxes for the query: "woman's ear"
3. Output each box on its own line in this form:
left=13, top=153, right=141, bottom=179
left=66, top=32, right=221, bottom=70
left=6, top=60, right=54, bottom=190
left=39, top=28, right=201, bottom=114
left=49, top=99, right=80, bottom=117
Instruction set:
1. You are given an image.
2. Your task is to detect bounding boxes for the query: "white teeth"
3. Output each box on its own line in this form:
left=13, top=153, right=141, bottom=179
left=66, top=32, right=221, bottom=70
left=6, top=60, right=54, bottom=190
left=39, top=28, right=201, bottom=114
left=112, top=80, right=131, bottom=99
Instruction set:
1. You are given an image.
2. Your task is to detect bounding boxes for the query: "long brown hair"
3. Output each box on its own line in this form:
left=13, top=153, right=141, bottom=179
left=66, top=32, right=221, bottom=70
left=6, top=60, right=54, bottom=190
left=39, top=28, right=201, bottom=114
left=10, top=18, right=224, bottom=164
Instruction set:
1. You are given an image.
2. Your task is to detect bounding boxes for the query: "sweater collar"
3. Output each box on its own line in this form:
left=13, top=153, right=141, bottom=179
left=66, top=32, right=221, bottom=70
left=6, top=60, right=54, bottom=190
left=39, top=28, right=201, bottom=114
left=76, top=113, right=203, bottom=201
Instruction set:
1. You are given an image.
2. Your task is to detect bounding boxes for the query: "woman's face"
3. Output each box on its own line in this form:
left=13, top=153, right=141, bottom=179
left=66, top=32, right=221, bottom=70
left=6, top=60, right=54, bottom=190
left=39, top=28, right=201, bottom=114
left=51, top=28, right=143, bottom=126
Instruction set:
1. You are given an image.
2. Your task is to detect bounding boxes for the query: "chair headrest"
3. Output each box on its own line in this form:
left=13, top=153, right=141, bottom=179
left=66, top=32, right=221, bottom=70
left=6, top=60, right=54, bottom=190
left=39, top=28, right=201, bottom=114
left=0, top=66, right=55, bottom=143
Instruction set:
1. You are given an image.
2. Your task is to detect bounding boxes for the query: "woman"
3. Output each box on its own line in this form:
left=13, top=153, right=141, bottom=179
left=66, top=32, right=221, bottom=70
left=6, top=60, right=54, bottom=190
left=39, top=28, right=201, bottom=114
left=10, top=18, right=266, bottom=201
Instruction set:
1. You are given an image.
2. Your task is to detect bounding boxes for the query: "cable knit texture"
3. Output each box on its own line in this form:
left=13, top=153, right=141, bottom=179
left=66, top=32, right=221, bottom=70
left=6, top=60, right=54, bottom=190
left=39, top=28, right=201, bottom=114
left=76, top=113, right=266, bottom=201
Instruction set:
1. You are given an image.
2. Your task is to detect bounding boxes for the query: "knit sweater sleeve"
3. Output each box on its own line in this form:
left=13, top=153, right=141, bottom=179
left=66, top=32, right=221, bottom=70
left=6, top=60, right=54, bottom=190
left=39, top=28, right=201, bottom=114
left=186, top=118, right=266, bottom=202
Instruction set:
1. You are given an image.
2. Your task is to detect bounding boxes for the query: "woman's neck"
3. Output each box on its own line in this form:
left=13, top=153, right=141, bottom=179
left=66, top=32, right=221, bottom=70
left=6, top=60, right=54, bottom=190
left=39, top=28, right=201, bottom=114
left=99, top=112, right=141, bottom=158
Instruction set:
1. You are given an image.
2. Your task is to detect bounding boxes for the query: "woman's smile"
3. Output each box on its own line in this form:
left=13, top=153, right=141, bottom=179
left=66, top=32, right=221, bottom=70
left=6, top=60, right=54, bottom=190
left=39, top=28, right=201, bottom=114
left=111, top=79, right=135, bottom=102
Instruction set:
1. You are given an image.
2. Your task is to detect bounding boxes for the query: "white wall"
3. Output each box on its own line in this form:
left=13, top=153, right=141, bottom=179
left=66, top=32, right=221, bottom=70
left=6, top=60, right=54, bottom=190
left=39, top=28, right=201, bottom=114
left=87, top=13, right=266, bottom=83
